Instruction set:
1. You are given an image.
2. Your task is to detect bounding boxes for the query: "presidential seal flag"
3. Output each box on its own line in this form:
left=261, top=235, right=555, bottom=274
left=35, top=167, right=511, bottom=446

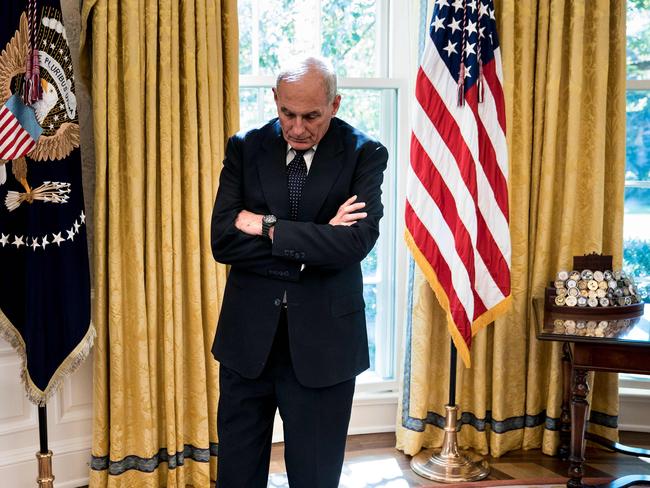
left=405, top=0, right=511, bottom=367
left=0, top=1, right=93, bottom=405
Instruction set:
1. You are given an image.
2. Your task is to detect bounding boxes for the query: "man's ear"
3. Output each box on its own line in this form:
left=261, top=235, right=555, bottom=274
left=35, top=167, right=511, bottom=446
left=331, top=94, right=342, bottom=116
left=272, top=87, right=278, bottom=102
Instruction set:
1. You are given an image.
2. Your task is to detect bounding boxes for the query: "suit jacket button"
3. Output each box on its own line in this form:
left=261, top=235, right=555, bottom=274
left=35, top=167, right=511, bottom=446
left=274, top=298, right=282, bottom=306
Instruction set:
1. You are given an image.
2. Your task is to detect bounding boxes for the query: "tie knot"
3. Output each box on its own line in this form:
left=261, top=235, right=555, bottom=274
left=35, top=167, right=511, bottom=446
left=293, top=150, right=305, bottom=158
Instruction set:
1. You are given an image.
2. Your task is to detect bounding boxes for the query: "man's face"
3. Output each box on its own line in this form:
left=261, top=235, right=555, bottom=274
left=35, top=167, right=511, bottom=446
left=273, top=73, right=341, bottom=151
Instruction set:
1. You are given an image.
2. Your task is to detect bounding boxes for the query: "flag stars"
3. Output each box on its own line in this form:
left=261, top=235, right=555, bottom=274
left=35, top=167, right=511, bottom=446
left=435, top=0, right=450, bottom=7
left=50, top=43, right=55, bottom=49
left=42, top=235, right=50, bottom=249
left=66, top=228, right=75, bottom=241
left=468, top=0, right=478, bottom=12
left=490, top=8, right=496, bottom=19
left=31, top=238, right=40, bottom=250
left=73, top=220, right=81, bottom=233
left=449, top=17, right=462, bottom=34
left=479, top=2, right=489, bottom=17
left=443, top=40, right=458, bottom=57
left=52, top=233, right=64, bottom=246
left=466, top=20, right=477, bottom=36
left=432, top=16, right=445, bottom=32
left=13, top=235, right=24, bottom=248
left=0, top=234, right=8, bottom=247
left=464, top=65, right=472, bottom=78
left=80, top=211, right=86, bottom=224
left=452, top=0, right=464, bottom=11
left=465, top=42, right=476, bottom=56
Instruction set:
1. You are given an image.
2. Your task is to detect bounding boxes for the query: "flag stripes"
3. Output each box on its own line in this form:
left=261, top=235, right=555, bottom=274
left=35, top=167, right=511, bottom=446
left=406, top=0, right=511, bottom=366
left=0, top=102, right=37, bottom=161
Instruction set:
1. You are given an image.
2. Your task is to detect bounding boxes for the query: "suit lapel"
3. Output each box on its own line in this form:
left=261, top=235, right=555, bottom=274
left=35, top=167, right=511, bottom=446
left=257, top=120, right=290, bottom=218
left=299, top=120, right=344, bottom=221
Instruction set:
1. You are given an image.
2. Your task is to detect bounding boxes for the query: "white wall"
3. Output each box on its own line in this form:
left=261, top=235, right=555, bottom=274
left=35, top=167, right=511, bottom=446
left=0, top=344, right=93, bottom=488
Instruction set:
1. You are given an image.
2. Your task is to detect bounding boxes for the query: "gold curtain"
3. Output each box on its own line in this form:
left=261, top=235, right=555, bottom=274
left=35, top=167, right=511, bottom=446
left=397, top=0, right=626, bottom=457
left=79, top=0, right=238, bottom=485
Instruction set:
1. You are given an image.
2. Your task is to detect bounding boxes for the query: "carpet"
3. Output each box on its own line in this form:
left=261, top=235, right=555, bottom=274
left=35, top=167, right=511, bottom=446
left=423, top=478, right=612, bottom=487
left=266, top=475, right=613, bottom=487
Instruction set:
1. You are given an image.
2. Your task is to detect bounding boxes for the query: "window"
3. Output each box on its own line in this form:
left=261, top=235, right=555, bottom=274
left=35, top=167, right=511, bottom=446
left=623, top=1, right=650, bottom=388
left=626, top=2, right=650, bottom=304
left=237, top=0, right=401, bottom=385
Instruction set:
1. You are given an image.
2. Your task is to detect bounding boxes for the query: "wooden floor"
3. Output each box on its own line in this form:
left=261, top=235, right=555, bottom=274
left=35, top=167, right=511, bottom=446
left=267, top=431, right=650, bottom=487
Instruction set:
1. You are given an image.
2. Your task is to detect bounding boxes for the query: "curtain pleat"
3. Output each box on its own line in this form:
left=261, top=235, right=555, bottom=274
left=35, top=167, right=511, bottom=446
left=80, top=1, right=238, bottom=485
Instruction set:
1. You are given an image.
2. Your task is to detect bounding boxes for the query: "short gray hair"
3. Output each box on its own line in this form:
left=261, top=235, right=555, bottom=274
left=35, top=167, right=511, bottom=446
left=276, top=57, right=338, bottom=103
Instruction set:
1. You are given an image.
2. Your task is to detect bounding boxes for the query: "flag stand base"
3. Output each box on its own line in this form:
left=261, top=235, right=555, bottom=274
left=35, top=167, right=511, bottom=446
left=410, top=404, right=489, bottom=483
left=35, top=450, right=54, bottom=487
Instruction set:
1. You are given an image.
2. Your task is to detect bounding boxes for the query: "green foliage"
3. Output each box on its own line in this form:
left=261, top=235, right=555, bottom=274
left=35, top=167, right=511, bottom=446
left=625, top=92, right=650, bottom=183
left=363, top=283, right=377, bottom=369
left=361, top=245, right=378, bottom=277
left=238, top=0, right=377, bottom=78
left=627, top=1, right=650, bottom=79
left=320, top=0, right=377, bottom=77
left=623, top=239, right=650, bottom=303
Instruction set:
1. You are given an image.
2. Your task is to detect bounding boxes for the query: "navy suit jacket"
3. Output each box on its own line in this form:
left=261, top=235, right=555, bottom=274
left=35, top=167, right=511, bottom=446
left=211, top=117, right=388, bottom=388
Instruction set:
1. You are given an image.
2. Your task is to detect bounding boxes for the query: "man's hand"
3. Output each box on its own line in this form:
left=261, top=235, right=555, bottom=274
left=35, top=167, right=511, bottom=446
left=329, top=195, right=367, bottom=226
left=235, top=210, right=263, bottom=236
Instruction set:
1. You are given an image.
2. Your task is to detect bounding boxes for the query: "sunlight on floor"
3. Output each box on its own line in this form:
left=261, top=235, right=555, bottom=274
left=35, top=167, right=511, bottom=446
left=268, top=458, right=410, bottom=488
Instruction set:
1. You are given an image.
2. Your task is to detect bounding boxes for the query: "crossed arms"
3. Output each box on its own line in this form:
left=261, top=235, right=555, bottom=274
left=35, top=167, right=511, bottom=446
left=211, top=135, right=388, bottom=280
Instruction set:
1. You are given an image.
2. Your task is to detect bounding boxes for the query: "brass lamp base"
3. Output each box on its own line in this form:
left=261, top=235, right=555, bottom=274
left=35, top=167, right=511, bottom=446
left=410, top=405, right=490, bottom=483
left=36, top=450, right=54, bottom=488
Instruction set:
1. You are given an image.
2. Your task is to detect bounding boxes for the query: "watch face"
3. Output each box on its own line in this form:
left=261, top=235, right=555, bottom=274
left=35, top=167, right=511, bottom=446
left=263, top=215, right=277, bottom=225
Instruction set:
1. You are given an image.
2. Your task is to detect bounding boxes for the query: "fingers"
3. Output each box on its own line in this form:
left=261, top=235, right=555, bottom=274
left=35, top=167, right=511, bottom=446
left=342, top=194, right=358, bottom=206
left=345, top=212, right=367, bottom=221
left=329, top=196, right=368, bottom=226
left=342, top=202, right=366, bottom=213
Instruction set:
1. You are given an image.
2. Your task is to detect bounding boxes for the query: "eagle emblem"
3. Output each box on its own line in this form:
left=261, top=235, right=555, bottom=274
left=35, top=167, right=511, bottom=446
left=0, top=10, right=79, bottom=210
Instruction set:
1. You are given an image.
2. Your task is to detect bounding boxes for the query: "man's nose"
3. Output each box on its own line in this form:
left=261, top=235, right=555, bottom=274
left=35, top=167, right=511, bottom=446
left=292, top=117, right=305, bottom=134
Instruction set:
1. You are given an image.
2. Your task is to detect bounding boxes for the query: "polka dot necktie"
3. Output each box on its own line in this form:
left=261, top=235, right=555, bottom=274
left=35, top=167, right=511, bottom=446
left=287, top=150, right=307, bottom=220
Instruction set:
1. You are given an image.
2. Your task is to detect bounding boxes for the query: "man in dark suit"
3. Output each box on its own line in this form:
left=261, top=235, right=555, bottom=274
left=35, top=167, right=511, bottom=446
left=211, top=57, right=388, bottom=487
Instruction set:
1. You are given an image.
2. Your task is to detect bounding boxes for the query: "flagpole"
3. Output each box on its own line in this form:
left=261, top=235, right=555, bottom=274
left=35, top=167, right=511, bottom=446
left=36, top=405, right=54, bottom=487
left=449, top=341, right=457, bottom=406
left=410, top=338, right=490, bottom=483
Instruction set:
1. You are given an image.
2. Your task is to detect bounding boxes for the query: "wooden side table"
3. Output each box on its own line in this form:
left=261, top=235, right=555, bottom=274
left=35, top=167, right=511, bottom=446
left=533, top=298, right=650, bottom=488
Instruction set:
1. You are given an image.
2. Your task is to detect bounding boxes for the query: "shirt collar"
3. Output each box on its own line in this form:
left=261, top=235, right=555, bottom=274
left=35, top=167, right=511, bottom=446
left=287, top=144, right=317, bottom=155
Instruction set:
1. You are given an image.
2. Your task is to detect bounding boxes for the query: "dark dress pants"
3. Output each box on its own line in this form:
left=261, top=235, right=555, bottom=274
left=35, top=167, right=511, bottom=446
left=216, top=308, right=356, bottom=488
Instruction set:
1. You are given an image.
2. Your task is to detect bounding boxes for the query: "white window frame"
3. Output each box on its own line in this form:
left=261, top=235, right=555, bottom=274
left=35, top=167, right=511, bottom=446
left=619, top=54, right=650, bottom=430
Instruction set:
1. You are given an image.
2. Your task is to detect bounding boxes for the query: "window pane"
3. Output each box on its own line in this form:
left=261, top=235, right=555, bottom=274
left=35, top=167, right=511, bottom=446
left=625, top=89, right=650, bottom=304
left=337, top=89, right=382, bottom=139
left=361, top=245, right=378, bottom=278
left=626, top=91, right=650, bottom=180
left=238, top=0, right=380, bottom=77
left=623, top=188, right=650, bottom=304
left=627, top=3, right=650, bottom=80
left=238, top=0, right=253, bottom=75
left=321, top=0, right=379, bottom=77
left=239, top=88, right=260, bottom=132
left=363, top=283, right=377, bottom=370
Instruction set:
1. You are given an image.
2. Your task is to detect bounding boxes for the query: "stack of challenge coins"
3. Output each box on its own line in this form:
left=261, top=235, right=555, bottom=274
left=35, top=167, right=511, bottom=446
left=551, top=318, right=635, bottom=337
left=553, top=269, right=641, bottom=308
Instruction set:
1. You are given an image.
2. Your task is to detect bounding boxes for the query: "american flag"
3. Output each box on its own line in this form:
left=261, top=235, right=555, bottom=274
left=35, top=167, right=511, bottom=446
left=405, top=0, right=511, bottom=367
left=0, top=94, right=42, bottom=162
